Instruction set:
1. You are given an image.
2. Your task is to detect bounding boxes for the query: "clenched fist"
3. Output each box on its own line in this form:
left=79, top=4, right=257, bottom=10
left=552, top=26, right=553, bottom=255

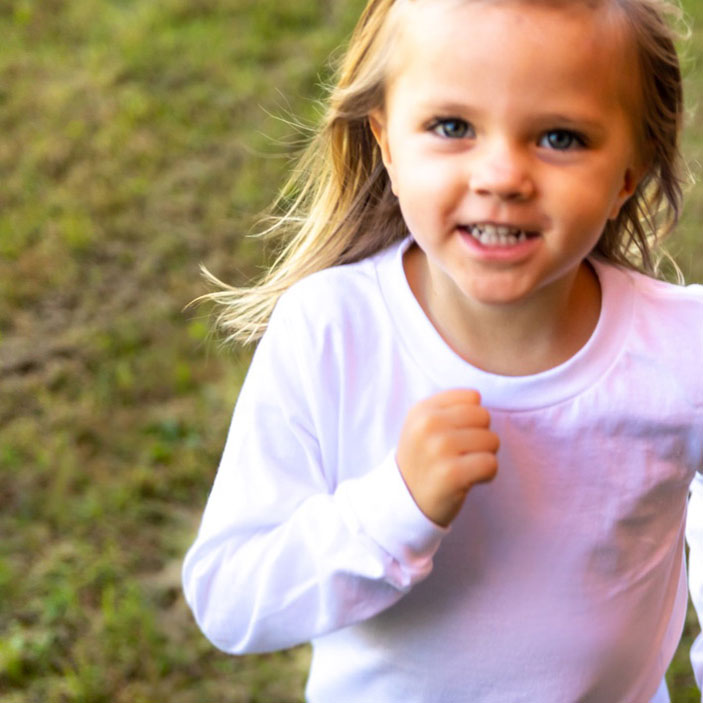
left=396, top=389, right=499, bottom=527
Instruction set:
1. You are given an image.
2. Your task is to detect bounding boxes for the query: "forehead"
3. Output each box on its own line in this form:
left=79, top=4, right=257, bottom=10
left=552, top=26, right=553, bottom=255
left=385, top=0, right=639, bottom=112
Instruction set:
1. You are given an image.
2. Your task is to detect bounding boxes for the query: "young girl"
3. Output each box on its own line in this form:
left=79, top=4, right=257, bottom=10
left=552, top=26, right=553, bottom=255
left=183, top=0, right=703, bottom=700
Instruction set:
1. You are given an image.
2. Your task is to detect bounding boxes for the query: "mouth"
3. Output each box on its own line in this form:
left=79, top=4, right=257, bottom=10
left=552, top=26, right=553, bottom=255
left=459, top=223, right=539, bottom=247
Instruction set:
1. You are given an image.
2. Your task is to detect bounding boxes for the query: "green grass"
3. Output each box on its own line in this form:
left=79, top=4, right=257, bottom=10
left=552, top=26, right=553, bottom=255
left=0, top=0, right=363, bottom=700
left=0, top=1, right=702, bottom=701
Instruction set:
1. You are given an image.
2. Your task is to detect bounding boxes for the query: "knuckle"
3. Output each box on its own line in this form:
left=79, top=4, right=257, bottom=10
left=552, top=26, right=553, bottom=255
left=473, top=406, right=491, bottom=427
left=471, top=428, right=498, bottom=452
left=444, top=457, right=468, bottom=487
left=429, top=431, right=454, bottom=458
left=474, top=453, right=499, bottom=481
left=485, top=454, right=499, bottom=477
left=405, top=405, right=433, bottom=437
left=418, top=411, right=440, bottom=436
left=462, top=389, right=481, bottom=405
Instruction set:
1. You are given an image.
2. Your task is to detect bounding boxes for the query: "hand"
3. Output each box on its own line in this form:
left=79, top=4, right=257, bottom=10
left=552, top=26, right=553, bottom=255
left=396, top=389, right=499, bottom=527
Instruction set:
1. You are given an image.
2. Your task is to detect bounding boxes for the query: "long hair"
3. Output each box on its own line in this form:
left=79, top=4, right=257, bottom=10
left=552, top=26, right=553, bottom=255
left=203, top=0, right=687, bottom=345
left=594, top=0, right=687, bottom=272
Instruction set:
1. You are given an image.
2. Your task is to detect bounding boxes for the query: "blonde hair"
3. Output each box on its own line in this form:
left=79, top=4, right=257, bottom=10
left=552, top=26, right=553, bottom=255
left=205, top=0, right=687, bottom=345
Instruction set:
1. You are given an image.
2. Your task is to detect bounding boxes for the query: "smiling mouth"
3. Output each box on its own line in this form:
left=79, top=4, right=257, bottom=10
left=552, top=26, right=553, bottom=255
left=459, top=223, right=538, bottom=247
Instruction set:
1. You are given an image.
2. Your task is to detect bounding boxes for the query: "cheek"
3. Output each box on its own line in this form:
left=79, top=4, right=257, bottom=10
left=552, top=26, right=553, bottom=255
left=547, top=167, right=625, bottom=226
left=397, top=184, right=458, bottom=239
left=394, top=155, right=465, bottom=209
left=396, top=197, right=428, bottom=239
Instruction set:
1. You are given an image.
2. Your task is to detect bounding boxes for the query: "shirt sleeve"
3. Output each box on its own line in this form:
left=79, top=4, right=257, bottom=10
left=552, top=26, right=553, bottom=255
left=181, top=293, right=446, bottom=654
left=686, top=288, right=703, bottom=697
left=687, top=472, right=703, bottom=693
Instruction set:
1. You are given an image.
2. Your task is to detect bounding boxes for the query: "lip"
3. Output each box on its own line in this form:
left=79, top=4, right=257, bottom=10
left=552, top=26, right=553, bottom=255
left=457, top=224, right=542, bottom=261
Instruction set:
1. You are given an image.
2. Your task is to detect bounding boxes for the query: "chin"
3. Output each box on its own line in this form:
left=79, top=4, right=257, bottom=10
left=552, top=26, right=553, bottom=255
left=460, top=280, right=534, bottom=307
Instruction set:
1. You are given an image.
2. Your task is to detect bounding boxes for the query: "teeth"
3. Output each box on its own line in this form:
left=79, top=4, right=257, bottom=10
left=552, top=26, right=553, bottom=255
left=468, top=223, right=527, bottom=246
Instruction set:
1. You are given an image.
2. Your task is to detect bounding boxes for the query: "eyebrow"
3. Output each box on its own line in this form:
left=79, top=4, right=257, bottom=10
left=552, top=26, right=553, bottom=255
left=538, top=113, right=607, bottom=134
left=416, top=100, right=473, bottom=115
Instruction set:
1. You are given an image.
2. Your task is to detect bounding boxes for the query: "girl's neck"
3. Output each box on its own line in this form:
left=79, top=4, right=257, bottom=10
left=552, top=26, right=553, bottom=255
left=404, top=246, right=602, bottom=377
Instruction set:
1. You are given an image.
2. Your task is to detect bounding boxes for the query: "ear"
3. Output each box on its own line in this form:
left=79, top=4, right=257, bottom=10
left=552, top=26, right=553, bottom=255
left=608, top=166, right=643, bottom=220
left=369, top=110, right=397, bottom=195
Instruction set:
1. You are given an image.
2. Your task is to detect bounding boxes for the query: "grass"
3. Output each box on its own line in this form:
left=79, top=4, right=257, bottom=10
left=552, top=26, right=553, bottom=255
left=0, top=0, right=362, bottom=700
left=0, top=0, right=702, bottom=701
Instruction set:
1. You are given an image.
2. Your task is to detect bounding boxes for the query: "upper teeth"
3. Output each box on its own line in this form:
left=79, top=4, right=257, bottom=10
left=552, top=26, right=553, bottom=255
left=468, top=224, right=527, bottom=246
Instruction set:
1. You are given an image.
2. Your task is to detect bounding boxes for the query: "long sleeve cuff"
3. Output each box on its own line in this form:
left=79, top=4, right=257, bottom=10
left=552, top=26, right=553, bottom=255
left=335, top=451, right=447, bottom=582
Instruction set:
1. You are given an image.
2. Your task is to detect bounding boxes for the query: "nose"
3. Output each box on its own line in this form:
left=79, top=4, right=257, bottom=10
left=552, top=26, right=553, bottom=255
left=469, top=140, right=535, bottom=201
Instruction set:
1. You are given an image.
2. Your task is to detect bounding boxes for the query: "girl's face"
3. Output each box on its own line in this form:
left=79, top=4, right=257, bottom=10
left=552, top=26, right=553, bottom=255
left=371, top=0, right=643, bottom=313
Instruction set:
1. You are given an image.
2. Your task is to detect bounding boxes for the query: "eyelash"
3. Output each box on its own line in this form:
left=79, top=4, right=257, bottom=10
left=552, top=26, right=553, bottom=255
left=539, top=129, right=587, bottom=151
left=428, top=120, right=588, bottom=151
left=429, top=118, right=474, bottom=140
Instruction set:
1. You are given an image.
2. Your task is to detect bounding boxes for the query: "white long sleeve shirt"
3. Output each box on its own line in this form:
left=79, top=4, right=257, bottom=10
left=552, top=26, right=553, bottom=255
left=183, top=239, right=703, bottom=702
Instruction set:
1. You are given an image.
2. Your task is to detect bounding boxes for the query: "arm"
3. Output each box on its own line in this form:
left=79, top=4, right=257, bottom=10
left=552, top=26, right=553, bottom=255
left=182, top=297, right=446, bottom=654
left=686, top=471, right=703, bottom=692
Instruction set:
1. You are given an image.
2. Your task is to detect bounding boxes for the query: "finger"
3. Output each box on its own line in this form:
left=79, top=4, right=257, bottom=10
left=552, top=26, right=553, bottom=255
left=426, top=388, right=482, bottom=409
left=435, top=427, right=499, bottom=456
left=458, top=428, right=500, bottom=455
left=405, top=394, right=486, bottom=435
left=451, top=451, right=499, bottom=487
left=435, top=403, right=492, bottom=430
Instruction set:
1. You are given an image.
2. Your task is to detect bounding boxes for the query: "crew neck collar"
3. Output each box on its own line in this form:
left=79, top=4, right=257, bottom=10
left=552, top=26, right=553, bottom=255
left=375, top=238, right=634, bottom=411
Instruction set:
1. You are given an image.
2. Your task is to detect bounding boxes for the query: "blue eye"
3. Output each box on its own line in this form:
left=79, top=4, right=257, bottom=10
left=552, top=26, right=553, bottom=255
left=431, top=118, right=473, bottom=139
left=541, top=130, right=584, bottom=150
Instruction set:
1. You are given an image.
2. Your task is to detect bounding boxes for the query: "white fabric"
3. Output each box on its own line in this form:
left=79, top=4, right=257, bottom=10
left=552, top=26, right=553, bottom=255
left=183, top=239, right=703, bottom=702
left=687, top=473, right=703, bottom=692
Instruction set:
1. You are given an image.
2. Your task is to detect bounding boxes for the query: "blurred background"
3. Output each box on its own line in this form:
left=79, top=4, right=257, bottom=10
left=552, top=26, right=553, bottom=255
left=1, top=1, right=702, bottom=701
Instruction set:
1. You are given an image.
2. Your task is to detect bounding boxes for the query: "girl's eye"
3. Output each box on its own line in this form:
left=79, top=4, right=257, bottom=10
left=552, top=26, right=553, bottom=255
left=431, top=118, right=473, bottom=139
left=540, top=130, right=584, bottom=151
